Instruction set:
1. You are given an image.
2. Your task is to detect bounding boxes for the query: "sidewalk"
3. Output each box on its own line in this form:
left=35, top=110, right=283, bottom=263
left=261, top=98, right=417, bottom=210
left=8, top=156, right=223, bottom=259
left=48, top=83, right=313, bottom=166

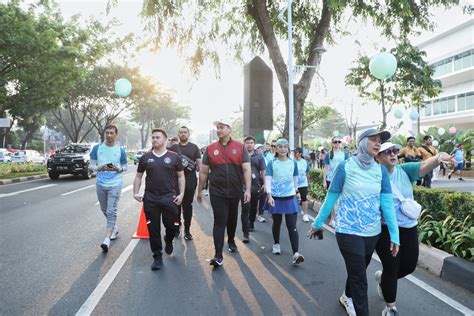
left=0, top=174, right=48, bottom=185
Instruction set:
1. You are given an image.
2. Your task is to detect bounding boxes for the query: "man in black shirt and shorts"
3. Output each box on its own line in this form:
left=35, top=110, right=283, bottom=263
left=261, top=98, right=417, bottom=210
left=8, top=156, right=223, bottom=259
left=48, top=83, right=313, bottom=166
left=133, top=128, right=185, bottom=271
left=171, top=126, right=202, bottom=240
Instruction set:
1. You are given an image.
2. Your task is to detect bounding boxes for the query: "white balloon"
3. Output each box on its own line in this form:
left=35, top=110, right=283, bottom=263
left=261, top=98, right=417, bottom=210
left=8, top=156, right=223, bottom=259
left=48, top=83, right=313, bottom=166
left=409, top=110, right=419, bottom=121
left=433, top=140, right=439, bottom=147
left=437, top=128, right=445, bottom=135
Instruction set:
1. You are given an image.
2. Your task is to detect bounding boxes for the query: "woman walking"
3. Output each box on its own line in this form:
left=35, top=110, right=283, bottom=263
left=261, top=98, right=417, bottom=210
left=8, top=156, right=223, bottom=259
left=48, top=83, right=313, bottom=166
left=375, top=142, right=455, bottom=316
left=308, top=129, right=400, bottom=316
left=265, top=138, right=304, bottom=265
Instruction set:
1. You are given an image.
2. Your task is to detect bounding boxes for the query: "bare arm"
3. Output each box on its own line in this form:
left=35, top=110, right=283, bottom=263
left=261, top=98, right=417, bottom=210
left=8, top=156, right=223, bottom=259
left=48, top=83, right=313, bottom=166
left=242, top=162, right=251, bottom=203
left=419, top=152, right=455, bottom=177
left=197, top=164, right=209, bottom=203
left=133, top=172, right=144, bottom=201
left=174, top=170, right=186, bottom=205
left=196, top=158, right=202, bottom=171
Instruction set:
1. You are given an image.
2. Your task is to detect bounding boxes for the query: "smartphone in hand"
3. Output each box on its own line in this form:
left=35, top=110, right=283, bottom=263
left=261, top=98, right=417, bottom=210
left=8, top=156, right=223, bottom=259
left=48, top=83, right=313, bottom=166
left=106, top=163, right=114, bottom=169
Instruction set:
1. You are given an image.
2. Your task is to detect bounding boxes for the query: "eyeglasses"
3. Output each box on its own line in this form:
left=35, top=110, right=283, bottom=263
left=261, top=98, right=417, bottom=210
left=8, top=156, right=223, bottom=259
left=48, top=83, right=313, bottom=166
left=382, top=148, right=400, bottom=156
left=271, top=145, right=276, bottom=148
left=332, top=141, right=342, bottom=144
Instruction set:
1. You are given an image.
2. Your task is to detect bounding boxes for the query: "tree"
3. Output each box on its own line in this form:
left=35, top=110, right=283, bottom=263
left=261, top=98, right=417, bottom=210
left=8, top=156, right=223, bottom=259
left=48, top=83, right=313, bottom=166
left=314, top=109, right=347, bottom=139
left=300, top=102, right=333, bottom=145
left=345, top=41, right=442, bottom=131
left=140, top=0, right=454, bottom=143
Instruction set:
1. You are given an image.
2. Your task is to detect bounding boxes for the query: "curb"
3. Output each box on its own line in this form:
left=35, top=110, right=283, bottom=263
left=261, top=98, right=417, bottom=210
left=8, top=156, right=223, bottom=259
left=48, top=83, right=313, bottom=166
left=0, top=174, right=48, bottom=185
left=308, top=199, right=474, bottom=293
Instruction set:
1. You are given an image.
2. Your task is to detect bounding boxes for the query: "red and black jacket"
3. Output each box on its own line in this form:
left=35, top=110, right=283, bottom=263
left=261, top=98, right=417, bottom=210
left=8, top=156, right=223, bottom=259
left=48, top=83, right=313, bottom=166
left=202, top=139, right=249, bottom=198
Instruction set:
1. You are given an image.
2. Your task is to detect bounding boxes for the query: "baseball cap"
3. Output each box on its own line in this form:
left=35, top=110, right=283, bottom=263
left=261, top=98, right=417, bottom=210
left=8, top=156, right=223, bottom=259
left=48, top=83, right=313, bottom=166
left=357, top=128, right=391, bottom=144
left=378, top=142, right=401, bottom=154
left=255, top=143, right=264, bottom=149
left=213, top=118, right=232, bottom=128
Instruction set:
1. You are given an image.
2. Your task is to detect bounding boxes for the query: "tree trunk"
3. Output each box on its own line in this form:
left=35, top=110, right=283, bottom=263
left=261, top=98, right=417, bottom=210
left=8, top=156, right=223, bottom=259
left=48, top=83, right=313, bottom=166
left=416, top=104, right=421, bottom=135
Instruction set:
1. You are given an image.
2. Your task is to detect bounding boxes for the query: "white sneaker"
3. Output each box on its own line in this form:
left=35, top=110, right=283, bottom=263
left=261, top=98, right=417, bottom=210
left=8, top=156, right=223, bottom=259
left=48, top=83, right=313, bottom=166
left=257, top=215, right=266, bottom=223
left=272, top=243, right=281, bottom=255
left=339, top=292, right=356, bottom=316
left=375, top=270, right=384, bottom=299
left=292, top=252, right=304, bottom=265
left=329, top=219, right=335, bottom=228
left=101, top=237, right=111, bottom=252
left=382, top=306, right=399, bottom=316
left=110, top=224, right=119, bottom=240
left=302, top=214, right=310, bottom=222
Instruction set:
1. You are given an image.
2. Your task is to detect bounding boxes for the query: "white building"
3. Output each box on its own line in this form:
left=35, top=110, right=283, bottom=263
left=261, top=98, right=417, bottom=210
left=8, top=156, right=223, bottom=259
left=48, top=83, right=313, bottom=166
left=415, top=19, right=474, bottom=132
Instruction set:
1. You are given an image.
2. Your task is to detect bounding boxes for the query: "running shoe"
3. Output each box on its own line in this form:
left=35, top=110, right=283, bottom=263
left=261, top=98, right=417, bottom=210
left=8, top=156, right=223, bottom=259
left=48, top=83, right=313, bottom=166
left=151, top=257, right=163, bottom=271
left=302, top=214, right=310, bottom=222
left=100, top=237, right=111, bottom=252
left=375, top=270, right=384, bottom=299
left=272, top=243, right=281, bottom=255
left=292, top=252, right=304, bottom=265
left=459, top=178, right=464, bottom=181
left=242, top=234, right=250, bottom=244
left=257, top=215, right=266, bottom=223
left=448, top=174, right=452, bottom=179
left=110, top=224, right=119, bottom=240
left=165, top=241, right=174, bottom=255
left=209, top=256, right=223, bottom=267
left=184, top=232, right=193, bottom=240
left=339, top=292, right=356, bottom=316
left=228, top=241, right=238, bottom=252
left=382, top=306, right=399, bottom=316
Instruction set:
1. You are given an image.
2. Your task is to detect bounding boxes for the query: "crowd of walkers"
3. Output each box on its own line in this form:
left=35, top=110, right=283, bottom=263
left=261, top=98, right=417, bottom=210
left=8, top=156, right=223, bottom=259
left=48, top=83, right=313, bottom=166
left=90, top=122, right=459, bottom=316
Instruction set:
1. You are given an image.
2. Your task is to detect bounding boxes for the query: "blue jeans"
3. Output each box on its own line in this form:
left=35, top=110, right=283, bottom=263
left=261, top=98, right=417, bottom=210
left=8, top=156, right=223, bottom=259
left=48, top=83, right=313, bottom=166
left=96, top=184, right=122, bottom=229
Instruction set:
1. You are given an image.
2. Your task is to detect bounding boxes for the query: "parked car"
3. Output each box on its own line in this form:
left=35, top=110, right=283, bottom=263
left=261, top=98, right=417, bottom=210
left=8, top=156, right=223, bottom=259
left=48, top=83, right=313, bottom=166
left=0, top=149, right=12, bottom=163
left=11, top=150, right=45, bottom=164
left=134, top=149, right=148, bottom=165
left=47, top=143, right=96, bottom=180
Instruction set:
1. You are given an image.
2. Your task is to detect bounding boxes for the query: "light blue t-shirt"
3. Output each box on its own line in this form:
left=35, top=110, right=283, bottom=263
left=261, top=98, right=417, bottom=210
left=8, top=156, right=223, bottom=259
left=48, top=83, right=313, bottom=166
left=451, top=149, right=464, bottom=163
left=387, top=163, right=421, bottom=228
left=90, top=143, right=127, bottom=188
left=295, top=158, right=310, bottom=188
left=324, top=150, right=349, bottom=181
left=266, top=158, right=299, bottom=197
left=329, top=158, right=391, bottom=237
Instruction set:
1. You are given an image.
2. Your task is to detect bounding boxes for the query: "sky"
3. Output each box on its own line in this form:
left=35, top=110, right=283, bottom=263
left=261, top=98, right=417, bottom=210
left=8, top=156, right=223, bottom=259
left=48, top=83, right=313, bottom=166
left=43, top=1, right=473, bottom=142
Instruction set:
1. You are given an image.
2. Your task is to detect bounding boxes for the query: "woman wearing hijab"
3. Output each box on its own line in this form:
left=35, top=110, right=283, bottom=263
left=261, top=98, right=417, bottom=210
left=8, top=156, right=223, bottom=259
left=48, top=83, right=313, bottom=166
left=265, top=138, right=304, bottom=265
left=375, top=142, right=455, bottom=316
left=308, top=128, right=400, bottom=316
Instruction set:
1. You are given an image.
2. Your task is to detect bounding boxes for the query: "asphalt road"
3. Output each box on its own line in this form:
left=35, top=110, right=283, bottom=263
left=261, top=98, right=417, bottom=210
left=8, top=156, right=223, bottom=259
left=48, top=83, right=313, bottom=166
left=1, top=166, right=473, bottom=315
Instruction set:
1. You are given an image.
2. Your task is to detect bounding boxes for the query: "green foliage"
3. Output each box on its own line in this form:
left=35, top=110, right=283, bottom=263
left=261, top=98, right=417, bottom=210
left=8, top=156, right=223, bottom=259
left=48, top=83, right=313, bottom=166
left=308, top=168, right=327, bottom=201
left=415, top=186, right=474, bottom=261
left=0, top=163, right=46, bottom=178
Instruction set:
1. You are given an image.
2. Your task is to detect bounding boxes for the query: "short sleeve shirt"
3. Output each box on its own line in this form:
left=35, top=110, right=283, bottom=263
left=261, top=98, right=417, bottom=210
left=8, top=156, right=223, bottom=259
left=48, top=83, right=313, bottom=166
left=266, top=158, right=298, bottom=197
left=324, top=151, right=348, bottom=181
left=250, top=152, right=266, bottom=193
left=451, top=149, right=464, bottom=163
left=90, top=143, right=127, bottom=188
left=295, top=158, right=310, bottom=188
left=175, top=142, right=201, bottom=177
left=137, top=150, right=183, bottom=201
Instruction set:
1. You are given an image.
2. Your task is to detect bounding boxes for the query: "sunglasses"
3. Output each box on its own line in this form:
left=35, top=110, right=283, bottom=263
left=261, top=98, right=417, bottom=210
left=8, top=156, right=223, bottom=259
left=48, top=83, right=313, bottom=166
left=271, top=145, right=276, bottom=148
left=332, top=141, right=342, bottom=144
left=382, top=148, right=400, bottom=156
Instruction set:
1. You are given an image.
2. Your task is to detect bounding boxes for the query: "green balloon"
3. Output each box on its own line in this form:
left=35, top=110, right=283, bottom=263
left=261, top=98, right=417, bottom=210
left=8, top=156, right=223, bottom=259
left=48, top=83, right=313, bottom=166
left=369, top=52, right=397, bottom=80
left=333, top=130, right=340, bottom=137
left=114, top=78, right=132, bottom=97
left=394, top=109, right=403, bottom=119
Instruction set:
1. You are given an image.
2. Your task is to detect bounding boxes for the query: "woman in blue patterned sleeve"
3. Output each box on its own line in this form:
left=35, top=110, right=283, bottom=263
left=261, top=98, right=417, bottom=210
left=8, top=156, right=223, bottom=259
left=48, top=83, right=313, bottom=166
left=308, top=128, right=400, bottom=316
left=374, top=142, right=455, bottom=316
left=265, top=138, right=304, bottom=265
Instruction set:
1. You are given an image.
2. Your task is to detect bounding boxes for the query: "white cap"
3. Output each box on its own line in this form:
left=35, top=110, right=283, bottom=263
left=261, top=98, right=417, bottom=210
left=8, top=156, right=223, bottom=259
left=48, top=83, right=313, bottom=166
left=255, top=143, right=264, bottom=149
left=378, top=142, right=402, bottom=154
left=213, top=119, right=232, bottom=128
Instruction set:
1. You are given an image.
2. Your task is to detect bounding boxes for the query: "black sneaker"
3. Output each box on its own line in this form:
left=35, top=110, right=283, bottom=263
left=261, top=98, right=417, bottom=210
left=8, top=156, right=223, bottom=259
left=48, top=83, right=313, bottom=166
left=459, top=178, right=465, bottom=181
left=151, top=257, right=163, bottom=271
left=209, top=256, right=223, bottom=267
left=165, top=241, right=173, bottom=255
left=175, top=227, right=181, bottom=238
left=228, top=242, right=238, bottom=252
left=184, top=232, right=193, bottom=240
left=448, top=174, right=452, bottom=179
left=242, top=234, right=250, bottom=244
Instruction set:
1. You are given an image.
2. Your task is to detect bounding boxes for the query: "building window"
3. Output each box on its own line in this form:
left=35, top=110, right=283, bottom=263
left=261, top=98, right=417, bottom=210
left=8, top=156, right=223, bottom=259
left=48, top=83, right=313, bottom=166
left=432, top=49, right=473, bottom=76
left=424, top=102, right=432, bottom=116
left=467, top=92, right=474, bottom=110
left=447, top=96, right=456, bottom=113
left=458, top=94, right=466, bottom=111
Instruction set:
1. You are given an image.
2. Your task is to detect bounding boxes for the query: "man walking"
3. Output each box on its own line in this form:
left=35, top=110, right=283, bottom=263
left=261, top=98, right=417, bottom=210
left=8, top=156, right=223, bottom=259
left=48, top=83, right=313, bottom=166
left=172, top=126, right=202, bottom=240
left=243, top=136, right=266, bottom=237
left=89, top=124, right=128, bottom=252
left=133, top=128, right=185, bottom=271
left=197, top=119, right=251, bottom=267
left=418, top=135, right=438, bottom=188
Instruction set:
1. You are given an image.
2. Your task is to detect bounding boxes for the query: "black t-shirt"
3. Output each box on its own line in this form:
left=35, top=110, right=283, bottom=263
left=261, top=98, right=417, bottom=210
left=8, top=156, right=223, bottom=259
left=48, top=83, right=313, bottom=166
left=137, top=150, right=183, bottom=201
left=172, top=142, right=201, bottom=177
left=250, top=152, right=266, bottom=193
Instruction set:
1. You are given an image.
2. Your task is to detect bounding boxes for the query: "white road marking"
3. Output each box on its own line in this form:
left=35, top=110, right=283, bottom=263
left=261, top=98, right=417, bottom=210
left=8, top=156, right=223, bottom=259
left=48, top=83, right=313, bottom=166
left=307, top=214, right=474, bottom=315
left=61, top=184, right=95, bottom=196
left=75, top=239, right=139, bottom=316
left=0, top=184, right=57, bottom=198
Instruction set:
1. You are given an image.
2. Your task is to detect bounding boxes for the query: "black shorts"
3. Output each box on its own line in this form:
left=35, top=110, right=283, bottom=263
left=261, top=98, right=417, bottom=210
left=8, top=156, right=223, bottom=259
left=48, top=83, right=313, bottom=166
left=298, top=186, right=308, bottom=202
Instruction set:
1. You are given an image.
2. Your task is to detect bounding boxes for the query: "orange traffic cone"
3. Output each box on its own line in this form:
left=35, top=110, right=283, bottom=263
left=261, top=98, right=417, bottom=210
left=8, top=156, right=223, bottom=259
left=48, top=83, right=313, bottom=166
left=132, top=205, right=149, bottom=239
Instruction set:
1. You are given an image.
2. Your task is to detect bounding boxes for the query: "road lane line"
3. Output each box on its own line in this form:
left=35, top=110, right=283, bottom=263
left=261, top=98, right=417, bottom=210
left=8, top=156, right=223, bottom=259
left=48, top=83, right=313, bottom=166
left=61, top=184, right=96, bottom=196
left=75, top=239, right=139, bottom=316
left=307, top=214, right=474, bottom=315
left=0, top=184, right=57, bottom=198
